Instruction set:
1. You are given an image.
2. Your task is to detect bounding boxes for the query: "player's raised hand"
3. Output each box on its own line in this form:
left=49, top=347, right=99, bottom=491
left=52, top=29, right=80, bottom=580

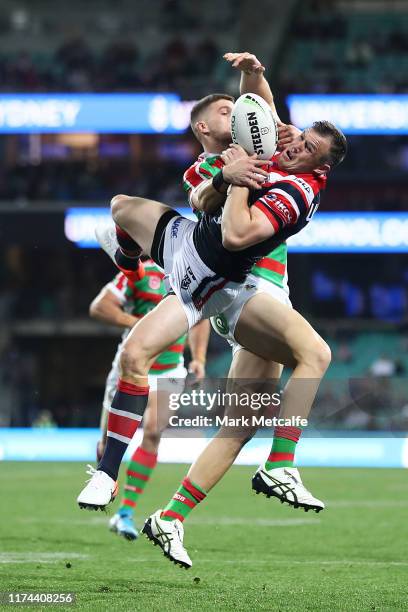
left=223, top=154, right=271, bottom=190
left=277, top=124, right=301, bottom=150
left=224, top=52, right=265, bottom=75
left=221, top=143, right=248, bottom=165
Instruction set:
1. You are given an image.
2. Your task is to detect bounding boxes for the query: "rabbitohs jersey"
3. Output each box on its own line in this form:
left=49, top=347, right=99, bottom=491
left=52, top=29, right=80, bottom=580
left=183, top=153, right=288, bottom=292
left=107, top=261, right=187, bottom=373
left=183, top=152, right=325, bottom=283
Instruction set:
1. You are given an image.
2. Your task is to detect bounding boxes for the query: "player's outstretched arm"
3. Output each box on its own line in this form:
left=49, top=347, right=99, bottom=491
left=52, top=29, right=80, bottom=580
left=221, top=184, right=275, bottom=251
left=224, top=52, right=279, bottom=120
left=224, top=51, right=301, bottom=150
left=89, top=286, right=139, bottom=328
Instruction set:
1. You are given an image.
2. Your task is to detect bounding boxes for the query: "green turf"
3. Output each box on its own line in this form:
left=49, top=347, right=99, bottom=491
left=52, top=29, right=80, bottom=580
left=1, top=463, right=407, bottom=611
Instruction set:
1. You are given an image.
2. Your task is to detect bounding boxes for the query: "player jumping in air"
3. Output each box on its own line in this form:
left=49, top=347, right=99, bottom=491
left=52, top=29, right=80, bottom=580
left=85, top=260, right=209, bottom=539
left=183, top=52, right=317, bottom=517
left=77, top=52, right=347, bottom=567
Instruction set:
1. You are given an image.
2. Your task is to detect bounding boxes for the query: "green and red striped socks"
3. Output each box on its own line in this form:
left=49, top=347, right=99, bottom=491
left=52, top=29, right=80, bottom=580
left=265, top=425, right=302, bottom=470
left=161, top=477, right=207, bottom=522
left=119, top=446, right=158, bottom=515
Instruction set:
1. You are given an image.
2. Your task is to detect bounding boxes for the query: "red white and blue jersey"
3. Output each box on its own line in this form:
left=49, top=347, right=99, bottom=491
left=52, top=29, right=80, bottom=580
left=192, top=153, right=326, bottom=282
left=250, top=152, right=325, bottom=236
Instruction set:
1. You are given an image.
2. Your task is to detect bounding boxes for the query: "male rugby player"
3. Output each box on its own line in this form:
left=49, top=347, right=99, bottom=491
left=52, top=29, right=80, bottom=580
left=77, top=55, right=346, bottom=567
left=182, top=51, right=309, bottom=517
left=83, top=261, right=209, bottom=536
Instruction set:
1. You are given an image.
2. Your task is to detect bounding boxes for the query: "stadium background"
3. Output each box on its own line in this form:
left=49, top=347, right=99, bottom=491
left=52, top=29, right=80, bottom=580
left=1, top=0, right=407, bottom=449
left=1, top=1, right=408, bottom=609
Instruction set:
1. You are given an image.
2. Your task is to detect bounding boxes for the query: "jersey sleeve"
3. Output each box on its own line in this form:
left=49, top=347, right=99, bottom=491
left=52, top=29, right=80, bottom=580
left=182, top=159, right=222, bottom=208
left=106, top=272, right=129, bottom=304
left=252, top=174, right=320, bottom=231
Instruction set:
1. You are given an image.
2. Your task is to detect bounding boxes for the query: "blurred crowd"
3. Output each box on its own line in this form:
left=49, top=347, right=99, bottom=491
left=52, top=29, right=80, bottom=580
left=1, top=245, right=407, bottom=430
left=0, top=36, right=223, bottom=96
left=0, top=0, right=234, bottom=95
left=0, top=1, right=407, bottom=209
left=0, top=156, right=191, bottom=207
left=0, top=1, right=406, bottom=95
left=283, top=1, right=408, bottom=94
left=1, top=332, right=407, bottom=430
left=1, top=137, right=408, bottom=210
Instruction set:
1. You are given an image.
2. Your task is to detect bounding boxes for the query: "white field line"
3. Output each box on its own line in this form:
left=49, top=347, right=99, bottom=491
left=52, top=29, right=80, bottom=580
left=19, top=516, right=320, bottom=527
left=326, top=500, right=408, bottom=507
left=195, top=559, right=408, bottom=567
left=21, top=516, right=108, bottom=525
left=188, top=517, right=320, bottom=526
left=0, top=552, right=89, bottom=564
left=3, top=552, right=406, bottom=568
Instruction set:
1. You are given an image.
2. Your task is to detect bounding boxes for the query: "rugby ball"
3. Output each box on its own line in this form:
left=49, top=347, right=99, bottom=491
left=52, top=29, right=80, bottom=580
left=231, top=93, right=278, bottom=160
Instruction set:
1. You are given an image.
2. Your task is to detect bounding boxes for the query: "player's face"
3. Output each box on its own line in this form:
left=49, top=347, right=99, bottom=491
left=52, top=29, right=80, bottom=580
left=278, top=129, right=332, bottom=174
left=204, top=100, right=234, bottom=144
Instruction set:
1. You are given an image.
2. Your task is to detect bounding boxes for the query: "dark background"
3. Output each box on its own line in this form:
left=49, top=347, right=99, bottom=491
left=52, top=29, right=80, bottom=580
left=0, top=0, right=407, bottom=429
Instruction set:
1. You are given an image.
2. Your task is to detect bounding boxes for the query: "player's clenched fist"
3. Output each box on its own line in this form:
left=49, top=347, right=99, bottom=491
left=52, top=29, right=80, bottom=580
left=224, top=52, right=265, bottom=75
left=222, top=152, right=271, bottom=190
left=221, top=143, right=248, bottom=165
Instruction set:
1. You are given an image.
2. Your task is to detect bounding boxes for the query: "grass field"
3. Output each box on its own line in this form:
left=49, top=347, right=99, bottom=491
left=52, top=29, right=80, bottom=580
left=1, top=463, right=407, bottom=611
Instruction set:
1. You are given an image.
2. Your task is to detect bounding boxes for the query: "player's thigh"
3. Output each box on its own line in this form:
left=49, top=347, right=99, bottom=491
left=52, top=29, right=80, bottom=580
left=235, top=292, right=320, bottom=367
left=229, top=348, right=283, bottom=380
left=112, top=195, right=173, bottom=255
left=122, top=295, right=189, bottom=364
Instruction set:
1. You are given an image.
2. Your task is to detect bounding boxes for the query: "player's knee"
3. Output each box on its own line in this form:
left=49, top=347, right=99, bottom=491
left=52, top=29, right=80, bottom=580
left=317, top=338, right=332, bottom=373
left=218, top=430, right=256, bottom=452
left=111, top=194, right=145, bottom=214
left=110, top=194, right=143, bottom=228
left=119, top=344, right=149, bottom=378
left=111, top=193, right=128, bottom=210
left=111, top=194, right=128, bottom=224
left=307, top=337, right=331, bottom=376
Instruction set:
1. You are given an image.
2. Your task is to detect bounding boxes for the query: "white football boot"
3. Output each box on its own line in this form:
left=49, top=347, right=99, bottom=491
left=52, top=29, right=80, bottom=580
left=77, top=465, right=118, bottom=511
left=252, top=466, right=325, bottom=513
left=95, top=223, right=119, bottom=265
left=95, top=223, right=144, bottom=281
left=142, top=509, right=192, bottom=569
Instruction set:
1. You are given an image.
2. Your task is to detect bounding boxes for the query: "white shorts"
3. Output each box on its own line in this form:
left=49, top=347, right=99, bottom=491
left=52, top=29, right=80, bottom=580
left=102, top=341, right=187, bottom=412
left=210, top=273, right=292, bottom=357
left=158, top=214, right=243, bottom=328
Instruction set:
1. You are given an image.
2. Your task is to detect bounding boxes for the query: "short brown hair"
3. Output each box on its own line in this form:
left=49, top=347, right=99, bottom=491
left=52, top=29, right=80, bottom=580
left=190, top=93, right=234, bottom=140
left=311, top=120, right=347, bottom=167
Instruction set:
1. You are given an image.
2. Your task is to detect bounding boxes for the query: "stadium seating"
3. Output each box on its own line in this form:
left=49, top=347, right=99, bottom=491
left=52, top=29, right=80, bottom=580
left=0, top=0, right=237, bottom=94
left=282, top=3, right=408, bottom=93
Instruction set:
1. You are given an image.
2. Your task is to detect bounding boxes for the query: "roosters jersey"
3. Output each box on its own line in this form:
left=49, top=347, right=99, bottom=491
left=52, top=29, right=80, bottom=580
left=183, top=153, right=289, bottom=291
left=191, top=153, right=326, bottom=282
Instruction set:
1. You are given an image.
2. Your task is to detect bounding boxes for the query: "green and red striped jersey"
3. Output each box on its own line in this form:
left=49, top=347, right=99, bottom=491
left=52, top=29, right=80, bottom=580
left=183, top=153, right=288, bottom=292
left=107, top=260, right=187, bottom=374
